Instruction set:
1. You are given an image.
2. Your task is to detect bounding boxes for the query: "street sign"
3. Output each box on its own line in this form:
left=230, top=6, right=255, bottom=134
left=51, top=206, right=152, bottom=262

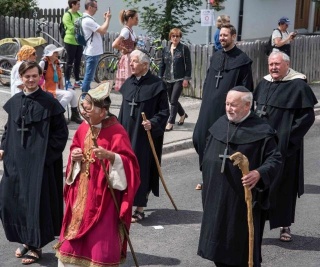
left=201, top=9, right=214, bottom=27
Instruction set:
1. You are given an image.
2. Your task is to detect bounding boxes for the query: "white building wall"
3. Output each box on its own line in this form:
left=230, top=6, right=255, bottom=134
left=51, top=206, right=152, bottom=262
left=37, top=0, right=66, bottom=9
left=214, top=0, right=296, bottom=40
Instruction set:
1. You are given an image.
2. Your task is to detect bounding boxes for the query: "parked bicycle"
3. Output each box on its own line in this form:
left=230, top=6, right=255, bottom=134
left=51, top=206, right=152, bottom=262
left=94, top=37, right=163, bottom=84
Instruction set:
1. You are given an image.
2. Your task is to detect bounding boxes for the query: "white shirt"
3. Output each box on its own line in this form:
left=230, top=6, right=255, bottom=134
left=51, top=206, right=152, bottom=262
left=120, top=27, right=136, bottom=41
left=10, top=61, right=23, bottom=96
left=272, top=29, right=290, bottom=47
left=82, top=13, right=103, bottom=56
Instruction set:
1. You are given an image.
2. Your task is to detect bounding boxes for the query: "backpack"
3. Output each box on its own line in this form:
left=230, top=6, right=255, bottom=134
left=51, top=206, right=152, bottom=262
left=38, top=58, right=49, bottom=87
left=59, top=11, right=72, bottom=39
left=74, top=16, right=94, bottom=46
left=41, top=58, right=49, bottom=78
left=264, top=29, right=282, bottom=56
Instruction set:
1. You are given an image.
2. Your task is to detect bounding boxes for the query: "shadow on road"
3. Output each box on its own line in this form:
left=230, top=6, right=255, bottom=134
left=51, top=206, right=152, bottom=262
left=124, top=251, right=181, bottom=266
left=304, top=184, right=320, bottom=194
left=263, top=235, right=320, bottom=251
left=138, top=208, right=203, bottom=226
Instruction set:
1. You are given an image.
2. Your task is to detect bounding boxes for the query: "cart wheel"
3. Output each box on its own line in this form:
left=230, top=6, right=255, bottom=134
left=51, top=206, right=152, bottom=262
left=0, top=59, right=13, bottom=86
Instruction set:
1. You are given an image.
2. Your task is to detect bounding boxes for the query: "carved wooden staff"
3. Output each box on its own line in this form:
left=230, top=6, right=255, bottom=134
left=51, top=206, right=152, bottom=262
left=78, top=93, right=140, bottom=267
left=230, top=152, right=254, bottom=267
left=141, top=112, right=178, bottom=211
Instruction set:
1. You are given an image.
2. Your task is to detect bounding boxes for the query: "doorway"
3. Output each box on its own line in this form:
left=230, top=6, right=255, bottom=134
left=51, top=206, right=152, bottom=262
left=294, top=0, right=311, bottom=29
left=314, top=4, right=320, bottom=32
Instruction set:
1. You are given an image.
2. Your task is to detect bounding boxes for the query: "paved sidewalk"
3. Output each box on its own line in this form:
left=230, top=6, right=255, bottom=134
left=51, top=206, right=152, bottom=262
left=1, top=81, right=319, bottom=160
left=66, top=88, right=201, bottom=157
left=82, top=82, right=320, bottom=156
left=106, top=90, right=201, bottom=154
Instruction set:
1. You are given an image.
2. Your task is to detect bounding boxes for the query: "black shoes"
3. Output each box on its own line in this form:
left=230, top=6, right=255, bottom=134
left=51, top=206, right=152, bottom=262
left=178, top=113, right=188, bottom=125
left=70, top=107, right=83, bottom=124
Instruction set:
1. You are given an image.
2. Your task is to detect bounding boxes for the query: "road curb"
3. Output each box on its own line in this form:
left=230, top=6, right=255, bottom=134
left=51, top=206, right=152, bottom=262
left=162, top=105, right=320, bottom=155
left=162, top=138, right=194, bottom=155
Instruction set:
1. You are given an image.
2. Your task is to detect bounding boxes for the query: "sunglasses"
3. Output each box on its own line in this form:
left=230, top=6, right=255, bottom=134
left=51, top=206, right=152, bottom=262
left=171, top=35, right=181, bottom=38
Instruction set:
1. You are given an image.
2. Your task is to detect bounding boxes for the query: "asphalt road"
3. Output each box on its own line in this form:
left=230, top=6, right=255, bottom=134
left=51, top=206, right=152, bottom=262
left=0, top=84, right=319, bottom=266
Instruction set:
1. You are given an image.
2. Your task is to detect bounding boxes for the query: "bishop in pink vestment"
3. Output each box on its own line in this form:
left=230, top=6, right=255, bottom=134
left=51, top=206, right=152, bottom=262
left=56, top=84, right=140, bottom=267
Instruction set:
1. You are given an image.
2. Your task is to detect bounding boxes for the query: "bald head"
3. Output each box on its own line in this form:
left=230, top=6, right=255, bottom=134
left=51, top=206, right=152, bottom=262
left=225, top=90, right=252, bottom=123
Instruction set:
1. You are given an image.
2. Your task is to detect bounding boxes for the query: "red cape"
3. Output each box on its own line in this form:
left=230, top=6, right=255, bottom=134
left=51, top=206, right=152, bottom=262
left=58, top=116, right=140, bottom=264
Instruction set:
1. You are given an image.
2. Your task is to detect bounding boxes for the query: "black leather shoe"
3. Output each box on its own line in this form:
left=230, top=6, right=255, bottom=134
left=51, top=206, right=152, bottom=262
left=178, top=113, right=188, bottom=125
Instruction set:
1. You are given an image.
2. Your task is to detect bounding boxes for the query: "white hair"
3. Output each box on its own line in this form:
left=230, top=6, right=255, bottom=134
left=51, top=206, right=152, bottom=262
left=228, top=90, right=253, bottom=107
left=130, top=49, right=150, bottom=68
left=241, top=92, right=253, bottom=107
left=269, top=51, right=290, bottom=63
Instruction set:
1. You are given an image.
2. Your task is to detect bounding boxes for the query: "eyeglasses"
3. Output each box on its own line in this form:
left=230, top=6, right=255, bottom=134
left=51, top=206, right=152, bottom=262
left=171, top=35, right=181, bottom=38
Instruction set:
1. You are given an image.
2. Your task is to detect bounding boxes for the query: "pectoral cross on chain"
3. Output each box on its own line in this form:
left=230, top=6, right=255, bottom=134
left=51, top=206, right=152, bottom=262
left=219, top=147, right=230, bottom=173
left=129, top=98, right=137, bottom=117
left=215, top=71, right=223, bottom=88
left=17, top=117, right=29, bottom=146
left=256, top=105, right=267, bottom=117
left=82, top=150, right=95, bottom=177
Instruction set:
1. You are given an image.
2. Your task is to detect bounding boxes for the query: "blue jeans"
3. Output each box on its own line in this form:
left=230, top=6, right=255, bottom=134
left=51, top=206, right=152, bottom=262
left=82, top=55, right=100, bottom=93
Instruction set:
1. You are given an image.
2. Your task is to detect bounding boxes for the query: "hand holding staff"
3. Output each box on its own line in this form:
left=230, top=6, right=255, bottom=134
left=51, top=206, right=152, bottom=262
left=78, top=93, right=139, bottom=267
left=141, top=112, right=178, bottom=211
left=230, top=152, right=254, bottom=267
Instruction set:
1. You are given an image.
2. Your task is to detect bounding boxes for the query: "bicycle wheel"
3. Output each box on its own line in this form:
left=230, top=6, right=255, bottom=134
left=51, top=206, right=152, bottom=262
left=79, top=60, right=85, bottom=80
left=59, top=52, right=68, bottom=77
left=150, top=58, right=160, bottom=76
left=0, top=59, right=13, bottom=86
left=94, top=54, right=118, bottom=83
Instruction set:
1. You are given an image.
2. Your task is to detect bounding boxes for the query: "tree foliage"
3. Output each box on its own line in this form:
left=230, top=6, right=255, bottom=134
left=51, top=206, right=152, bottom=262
left=0, top=0, right=38, bottom=16
left=123, top=0, right=202, bottom=40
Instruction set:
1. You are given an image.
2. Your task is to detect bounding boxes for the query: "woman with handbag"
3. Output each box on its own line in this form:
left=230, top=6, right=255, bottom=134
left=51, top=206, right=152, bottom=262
left=159, top=28, right=192, bottom=131
left=112, top=9, right=138, bottom=91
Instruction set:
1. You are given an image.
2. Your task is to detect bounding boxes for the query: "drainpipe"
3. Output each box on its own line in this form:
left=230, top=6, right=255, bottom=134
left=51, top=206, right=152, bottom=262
left=206, top=0, right=212, bottom=44
left=237, top=0, right=244, bottom=41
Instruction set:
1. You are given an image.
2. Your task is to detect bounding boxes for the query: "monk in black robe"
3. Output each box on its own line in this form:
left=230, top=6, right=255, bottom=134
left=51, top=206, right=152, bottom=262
left=198, top=87, right=282, bottom=267
left=0, top=61, right=68, bottom=264
left=193, top=24, right=254, bottom=170
left=254, top=51, right=317, bottom=242
left=118, top=49, right=169, bottom=222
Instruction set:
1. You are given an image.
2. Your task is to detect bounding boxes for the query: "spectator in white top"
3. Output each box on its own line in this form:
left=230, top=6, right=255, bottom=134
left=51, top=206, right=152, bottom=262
left=10, top=45, right=37, bottom=96
left=112, top=9, right=138, bottom=91
left=81, top=0, right=111, bottom=93
left=272, top=17, right=297, bottom=57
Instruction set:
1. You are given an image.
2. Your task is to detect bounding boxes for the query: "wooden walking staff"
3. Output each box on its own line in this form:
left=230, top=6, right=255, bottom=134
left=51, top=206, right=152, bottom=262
left=141, top=112, right=178, bottom=211
left=77, top=92, right=140, bottom=267
left=229, top=152, right=254, bottom=267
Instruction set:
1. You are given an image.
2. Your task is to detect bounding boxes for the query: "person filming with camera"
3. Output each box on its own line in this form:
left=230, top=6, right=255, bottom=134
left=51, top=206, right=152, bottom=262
left=271, top=16, right=297, bottom=57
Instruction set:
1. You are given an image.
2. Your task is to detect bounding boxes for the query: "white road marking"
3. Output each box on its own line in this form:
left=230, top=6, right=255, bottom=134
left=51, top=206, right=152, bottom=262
left=0, top=89, right=10, bottom=95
